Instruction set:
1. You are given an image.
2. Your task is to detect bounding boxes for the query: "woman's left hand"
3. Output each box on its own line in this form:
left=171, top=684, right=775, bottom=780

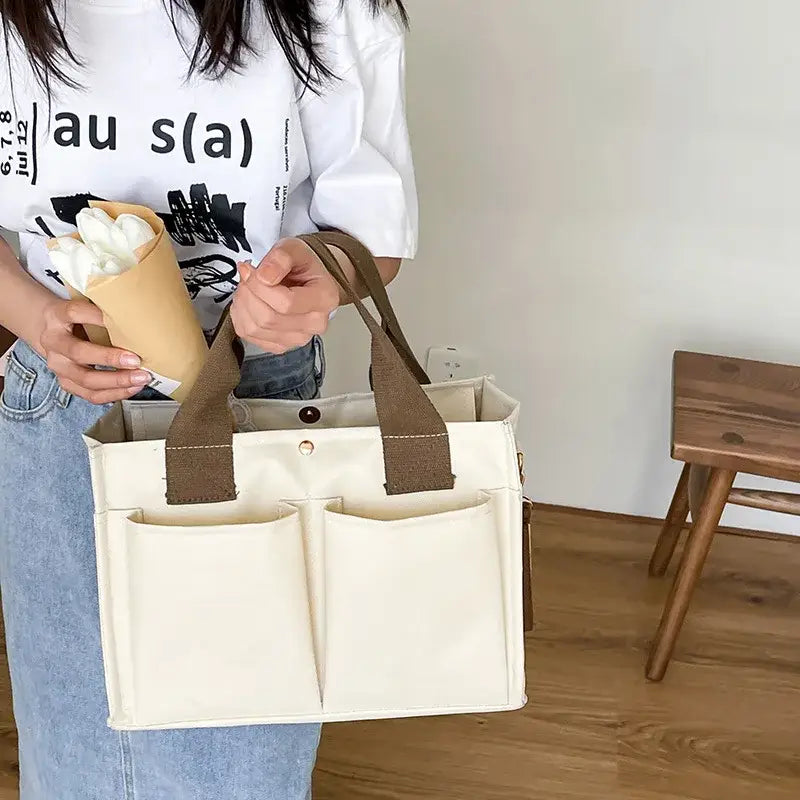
left=231, top=237, right=340, bottom=353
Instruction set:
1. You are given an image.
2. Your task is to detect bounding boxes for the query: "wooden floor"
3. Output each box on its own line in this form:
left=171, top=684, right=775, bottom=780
left=0, top=508, right=799, bottom=798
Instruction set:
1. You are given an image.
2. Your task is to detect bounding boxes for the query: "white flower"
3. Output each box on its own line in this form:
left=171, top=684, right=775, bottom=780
left=116, top=213, right=157, bottom=253
left=76, top=208, right=155, bottom=268
left=49, top=238, right=97, bottom=293
left=50, top=208, right=156, bottom=293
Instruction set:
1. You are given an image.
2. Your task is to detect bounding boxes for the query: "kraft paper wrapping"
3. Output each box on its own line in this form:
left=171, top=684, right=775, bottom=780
left=49, top=201, right=208, bottom=403
left=65, top=283, right=113, bottom=348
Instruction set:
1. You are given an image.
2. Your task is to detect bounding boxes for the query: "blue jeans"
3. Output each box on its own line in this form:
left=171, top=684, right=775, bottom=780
left=0, top=338, right=324, bottom=799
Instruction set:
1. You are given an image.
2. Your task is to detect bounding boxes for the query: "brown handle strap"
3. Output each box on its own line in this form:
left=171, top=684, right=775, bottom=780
left=165, top=236, right=454, bottom=506
left=313, top=231, right=430, bottom=385
left=300, top=234, right=454, bottom=493
left=165, top=313, right=242, bottom=505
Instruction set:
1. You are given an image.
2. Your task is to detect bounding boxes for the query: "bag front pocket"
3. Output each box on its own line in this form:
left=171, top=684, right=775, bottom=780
left=321, top=494, right=509, bottom=715
left=98, top=505, right=321, bottom=728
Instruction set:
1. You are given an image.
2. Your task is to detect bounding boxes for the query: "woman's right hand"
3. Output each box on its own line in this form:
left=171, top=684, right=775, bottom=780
left=36, top=298, right=152, bottom=405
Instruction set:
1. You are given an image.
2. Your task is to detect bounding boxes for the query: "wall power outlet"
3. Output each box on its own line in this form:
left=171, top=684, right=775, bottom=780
left=426, top=346, right=480, bottom=383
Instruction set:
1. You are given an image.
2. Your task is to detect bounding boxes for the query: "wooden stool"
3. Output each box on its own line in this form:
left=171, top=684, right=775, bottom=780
left=647, top=350, right=800, bottom=681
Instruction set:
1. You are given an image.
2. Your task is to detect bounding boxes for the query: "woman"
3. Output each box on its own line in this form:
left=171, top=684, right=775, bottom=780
left=0, top=0, right=416, bottom=797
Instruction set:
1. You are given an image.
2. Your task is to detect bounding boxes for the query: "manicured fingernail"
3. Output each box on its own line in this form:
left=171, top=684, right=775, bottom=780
left=121, top=354, right=140, bottom=368
left=132, top=372, right=151, bottom=385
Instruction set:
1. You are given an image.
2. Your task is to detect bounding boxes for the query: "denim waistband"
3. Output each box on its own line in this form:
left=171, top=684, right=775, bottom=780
left=4, top=334, right=324, bottom=407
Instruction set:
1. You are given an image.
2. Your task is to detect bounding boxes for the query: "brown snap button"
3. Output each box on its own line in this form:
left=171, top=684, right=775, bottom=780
left=299, top=406, right=321, bottom=424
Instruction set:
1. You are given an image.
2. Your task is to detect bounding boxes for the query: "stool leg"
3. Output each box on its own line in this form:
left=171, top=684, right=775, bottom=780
left=646, top=467, right=735, bottom=682
left=688, top=465, right=711, bottom=524
left=648, top=463, right=691, bottom=577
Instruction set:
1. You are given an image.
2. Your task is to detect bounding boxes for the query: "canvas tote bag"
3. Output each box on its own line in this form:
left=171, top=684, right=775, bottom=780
left=85, top=233, right=527, bottom=731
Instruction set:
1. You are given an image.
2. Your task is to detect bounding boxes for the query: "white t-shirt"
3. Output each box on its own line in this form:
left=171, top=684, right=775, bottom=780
left=0, top=0, right=417, bottom=335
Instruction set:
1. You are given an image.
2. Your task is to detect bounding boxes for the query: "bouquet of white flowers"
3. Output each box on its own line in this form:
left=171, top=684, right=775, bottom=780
left=47, top=201, right=208, bottom=402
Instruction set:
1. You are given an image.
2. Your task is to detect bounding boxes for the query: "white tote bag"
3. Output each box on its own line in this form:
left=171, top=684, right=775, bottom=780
left=85, top=233, right=527, bottom=731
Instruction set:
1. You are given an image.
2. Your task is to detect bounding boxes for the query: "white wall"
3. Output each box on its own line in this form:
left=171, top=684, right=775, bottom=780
left=323, top=0, right=800, bottom=534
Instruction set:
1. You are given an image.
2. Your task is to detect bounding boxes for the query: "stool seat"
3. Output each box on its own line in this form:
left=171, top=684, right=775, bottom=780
left=674, top=351, right=800, bottom=482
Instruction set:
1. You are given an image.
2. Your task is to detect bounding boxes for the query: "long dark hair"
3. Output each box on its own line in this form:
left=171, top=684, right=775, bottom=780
left=1, top=0, right=407, bottom=95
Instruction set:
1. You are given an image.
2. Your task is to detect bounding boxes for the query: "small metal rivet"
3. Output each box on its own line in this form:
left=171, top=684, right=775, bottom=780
left=299, top=406, right=321, bottom=425
left=299, top=440, right=315, bottom=456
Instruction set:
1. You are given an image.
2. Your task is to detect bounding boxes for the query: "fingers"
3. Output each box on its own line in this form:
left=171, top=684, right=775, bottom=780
left=241, top=272, right=338, bottom=316
left=57, top=377, right=144, bottom=406
left=245, top=239, right=340, bottom=315
left=255, top=238, right=315, bottom=286
left=55, top=297, right=106, bottom=328
left=236, top=262, right=337, bottom=318
left=46, top=332, right=143, bottom=370
left=232, top=237, right=342, bottom=351
left=231, top=293, right=328, bottom=352
left=42, top=298, right=141, bottom=368
left=56, top=367, right=150, bottom=405
left=232, top=286, right=329, bottom=334
left=49, top=354, right=151, bottom=391
left=54, top=362, right=151, bottom=404
left=39, top=298, right=151, bottom=405
left=238, top=266, right=294, bottom=312
left=254, top=247, right=293, bottom=287
left=230, top=296, right=319, bottom=354
left=237, top=261, right=255, bottom=284
left=49, top=350, right=152, bottom=405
